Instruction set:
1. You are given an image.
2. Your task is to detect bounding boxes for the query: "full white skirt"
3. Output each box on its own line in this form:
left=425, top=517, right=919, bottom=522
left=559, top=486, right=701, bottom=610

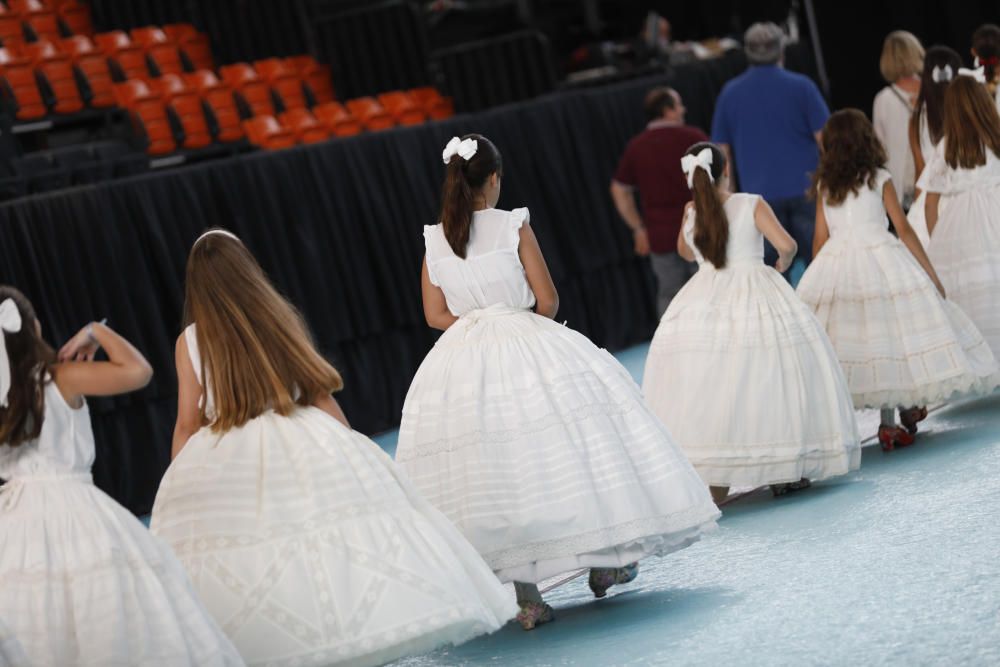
left=928, top=186, right=1000, bottom=357
left=150, top=408, right=514, bottom=667
left=643, top=264, right=861, bottom=488
left=396, top=307, right=720, bottom=584
left=798, top=234, right=999, bottom=408
left=0, top=619, right=30, bottom=667
left=0, top=476, right=244, bottom=667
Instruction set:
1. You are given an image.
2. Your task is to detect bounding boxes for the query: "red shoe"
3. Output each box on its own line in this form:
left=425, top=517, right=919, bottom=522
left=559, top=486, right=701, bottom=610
left=878, top=425, right=916, bottom=451
left=899, top=406, right=928, bottom=435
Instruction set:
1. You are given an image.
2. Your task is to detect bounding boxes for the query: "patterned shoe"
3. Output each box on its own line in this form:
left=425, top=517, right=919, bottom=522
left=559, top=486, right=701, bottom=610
left=770, top=478, right=811, bottom=497
left=899, top=406, right=928, bottom=435
left=588, top=562, right=639, bottom=598
left=516, top=601, right=554, bottom=631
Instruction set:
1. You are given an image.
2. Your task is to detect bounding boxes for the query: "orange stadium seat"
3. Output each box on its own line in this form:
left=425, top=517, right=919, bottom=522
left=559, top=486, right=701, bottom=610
left=22, top=40, right=84, bottom=114
left=284, top=55, right=335, bottom=105
left=377, top=90, right=426, bottom=126
left=114, top=80, right=175, bottom=155
left=0, top=6, right=27, bottom=45
left=10, top=0, right=60, bottom=42
left=94, top=31, right=149, bottom=81
left=409, top=86, right=454, bottom=120
left=312, top=101, right=363, bottom=137
left=279, top=108, right=329, bottom=144
left=156, top=78, right=212, bottom=149
left=220, top=63, right=275, bottom=117
left=0, top=47, right=46, bottom=119
left=57, top=1, right=93, bottom=37
left=59, top=35, right=115, bottom=107
left=130, top=26, right=184, bottom=76
left=345, top=96, right=395, bottom=131
left=243, top=115, right=295, bottom=150
left=253, top=58, right=307, bottom=110
left=184, top=70, right=244, bottom=142
left=162, top=24, right=214, bottom=71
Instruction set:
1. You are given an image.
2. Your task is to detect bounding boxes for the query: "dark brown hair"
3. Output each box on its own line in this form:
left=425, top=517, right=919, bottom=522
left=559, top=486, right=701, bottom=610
left=942, top=75, right=1000, bottom=169
left=0, top=286, right=56, bottom=447
left=685, top=142, right=729, bottom=269
left=972, top=23, right=1000, bottom=87
left=184, top=231, right=343, bottom=431
left=812, top=109, right=887, bottom=206
left=644, top=87, right=677, bottom=122
left=912, top=46, right=963, bottom=146
left=438, top=134, right=502, bottom=258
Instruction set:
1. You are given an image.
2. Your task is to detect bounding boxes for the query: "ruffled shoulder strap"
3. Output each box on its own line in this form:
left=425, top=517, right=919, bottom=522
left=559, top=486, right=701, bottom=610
left=507, top=207, right=530, bottom=249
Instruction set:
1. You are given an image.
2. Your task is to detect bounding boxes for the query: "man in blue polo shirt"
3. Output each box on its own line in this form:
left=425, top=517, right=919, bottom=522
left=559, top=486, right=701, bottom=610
left=711, top=22, right=829, bottom=276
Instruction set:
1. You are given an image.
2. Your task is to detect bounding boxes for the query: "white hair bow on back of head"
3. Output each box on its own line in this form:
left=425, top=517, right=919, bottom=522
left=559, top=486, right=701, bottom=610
left=680, top=148, right=714, bottom=189
left=442, top=136, right=478, bottom=165
left=931, top=65, right=954, bottom=83
left=958, top=66, right=987, bottom=84
left=0, top=298, right=23, bottom=407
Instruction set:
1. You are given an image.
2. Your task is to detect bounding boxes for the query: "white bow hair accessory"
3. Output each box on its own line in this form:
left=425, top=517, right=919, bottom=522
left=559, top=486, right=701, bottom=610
left=931, top=65, right=953, bottom=83
left=958, top=66, right=987, bottom=84
left=0, top=298, right=23, bottom=408
left=442, top=136, right=478, bottom=165
left=680, top=147, right=714, bottom=189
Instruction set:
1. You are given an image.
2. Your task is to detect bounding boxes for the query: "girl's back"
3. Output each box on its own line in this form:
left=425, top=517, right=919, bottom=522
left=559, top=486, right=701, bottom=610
left=683, top=193, right=764, bottom=269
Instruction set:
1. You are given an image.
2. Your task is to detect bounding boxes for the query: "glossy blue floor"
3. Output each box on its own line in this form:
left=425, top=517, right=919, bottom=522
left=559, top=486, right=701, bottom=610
left=375, top=342, right=1000, bottom=666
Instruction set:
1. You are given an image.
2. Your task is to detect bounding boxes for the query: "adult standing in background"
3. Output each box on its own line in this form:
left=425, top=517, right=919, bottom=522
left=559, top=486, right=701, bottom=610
left=611, top=87, right=707, bottom=315
left=873, top=31, right=924, bottom=209
left=711, top=22, right=829, bottom=276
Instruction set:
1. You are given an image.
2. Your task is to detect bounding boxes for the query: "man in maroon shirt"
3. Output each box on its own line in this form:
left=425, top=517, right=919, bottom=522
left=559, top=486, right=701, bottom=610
left=610, top=87, right=707, bottom=315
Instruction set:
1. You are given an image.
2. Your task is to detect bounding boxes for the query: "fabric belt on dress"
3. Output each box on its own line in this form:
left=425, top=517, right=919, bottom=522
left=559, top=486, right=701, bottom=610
left=458, top=304, right=532, bottom=337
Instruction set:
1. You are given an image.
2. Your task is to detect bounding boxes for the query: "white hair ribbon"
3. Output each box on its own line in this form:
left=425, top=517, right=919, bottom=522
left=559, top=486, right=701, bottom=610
left=193, top=229, right=240, bottom=245
left=0, top=298, right=23, bottom=408
left=442, top=136, right=478, bottom=165
left=680, top=148, right=714, bottom=189
left=958, top=66, right=987, bottom=84
left=931, top=65, right=953, bottom=83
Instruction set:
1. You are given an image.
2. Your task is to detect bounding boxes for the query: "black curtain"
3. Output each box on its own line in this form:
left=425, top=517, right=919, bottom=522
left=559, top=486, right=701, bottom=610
left=0, top=51, right=746, bottom=515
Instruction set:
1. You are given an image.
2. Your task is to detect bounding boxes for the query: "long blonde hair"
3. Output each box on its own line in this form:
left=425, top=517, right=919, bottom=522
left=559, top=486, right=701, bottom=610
left=183, top=231, right=343, bottom=431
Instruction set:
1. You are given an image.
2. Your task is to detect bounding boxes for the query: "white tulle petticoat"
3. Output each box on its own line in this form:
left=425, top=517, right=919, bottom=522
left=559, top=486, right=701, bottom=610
left=0, top=474, right=245, bottom=667
left=151, top=407, right=515, bottom=667
left=396, top=306, right=720, bottom=585
left=798, top=235, right=999, bottom=409
left=644, top=263, right=861, bottom=489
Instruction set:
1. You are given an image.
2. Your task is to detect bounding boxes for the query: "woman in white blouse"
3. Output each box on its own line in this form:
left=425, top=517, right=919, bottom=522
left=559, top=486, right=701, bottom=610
left=873, top=31, right=924, bottom=209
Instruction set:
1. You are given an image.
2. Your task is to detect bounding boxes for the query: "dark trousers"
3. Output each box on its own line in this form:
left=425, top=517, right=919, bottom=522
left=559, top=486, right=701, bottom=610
left=763, top=195, right=815, bottom=278
left=651, top=251, right=697, bottom=317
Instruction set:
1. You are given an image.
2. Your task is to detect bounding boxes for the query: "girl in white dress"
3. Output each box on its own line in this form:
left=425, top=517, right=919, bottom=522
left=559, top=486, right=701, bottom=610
left=150, top=231, right=515, bottom=666
left=397, top=135, right=720, bottom=630
left=643, top=143, right=860, bottom=503
left=798, top=110, right=998, bottom=450
left=0, top=287, right=244, bottom=667
left=921, top=73, right=1000, bottom=358
left=907, top=46, right=963, bottom=247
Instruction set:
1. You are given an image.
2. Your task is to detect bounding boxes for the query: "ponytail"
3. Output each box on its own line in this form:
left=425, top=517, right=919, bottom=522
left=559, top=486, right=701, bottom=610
left=438, top=133, right=502, bottom=258
left=683, top=142, right=729, bottom=270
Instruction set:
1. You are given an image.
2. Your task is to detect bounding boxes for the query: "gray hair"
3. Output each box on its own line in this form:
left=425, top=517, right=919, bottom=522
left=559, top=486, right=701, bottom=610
left=744, top=22, right=785, bottom=65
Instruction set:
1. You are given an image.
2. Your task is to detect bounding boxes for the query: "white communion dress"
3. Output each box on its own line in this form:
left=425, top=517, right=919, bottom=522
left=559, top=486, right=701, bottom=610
left=798, top=170, right=998, bottom=409
left=0, top=619, right=30, bottom=667
left=918, top=140, right=1000, bottom=357
left=0, top=380, right=244, bottom=667
left=643, top=194, right=861, bottom=488
left=150, top=327, right=516, bottom=667
left=397, top=207, right=720, bottom=585
left=907, top=107, right=938, bottom=247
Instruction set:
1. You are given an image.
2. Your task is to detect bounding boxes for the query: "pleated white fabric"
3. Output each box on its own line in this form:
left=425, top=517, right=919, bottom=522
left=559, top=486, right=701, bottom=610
left=0, top=382, right=244, bottom=667
left=799, top=170, right=999, bottom=408
left=398, top=208, right=720, bottom=585
left=918, top=142, right=1000, bottom=357
left=643, top=194, right=861, bottom=488
left=907, top=109, right=938, bottom=247
left=151, top=329, right=516, bottom=667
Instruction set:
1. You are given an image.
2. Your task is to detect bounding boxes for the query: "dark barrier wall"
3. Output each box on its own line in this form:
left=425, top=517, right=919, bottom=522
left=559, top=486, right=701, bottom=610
left=0, top=52, right=746, bottom=515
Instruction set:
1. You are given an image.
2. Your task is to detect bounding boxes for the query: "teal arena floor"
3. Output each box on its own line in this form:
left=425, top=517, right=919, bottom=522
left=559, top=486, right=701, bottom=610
left=373, top=342, right=1000, bottom=666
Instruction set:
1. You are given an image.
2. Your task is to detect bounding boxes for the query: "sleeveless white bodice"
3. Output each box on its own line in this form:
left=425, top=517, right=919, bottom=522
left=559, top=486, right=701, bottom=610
left=682, top=193, right=764, bottom=269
